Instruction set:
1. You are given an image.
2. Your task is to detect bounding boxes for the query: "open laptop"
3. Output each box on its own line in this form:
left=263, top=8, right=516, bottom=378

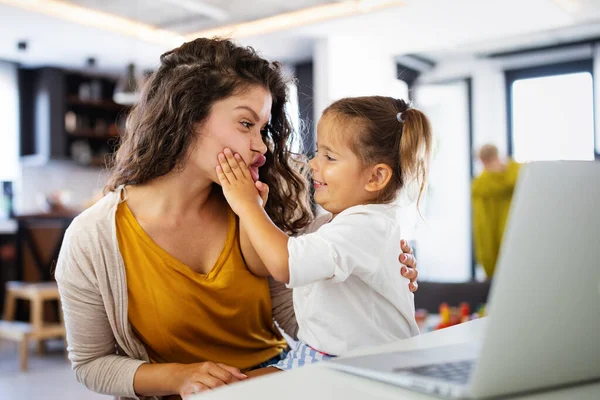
left=325, top=161, right=600, bottom=398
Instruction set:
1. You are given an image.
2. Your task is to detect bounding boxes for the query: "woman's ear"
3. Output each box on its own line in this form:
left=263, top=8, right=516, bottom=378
left=364, top=163, right=393, bottom=193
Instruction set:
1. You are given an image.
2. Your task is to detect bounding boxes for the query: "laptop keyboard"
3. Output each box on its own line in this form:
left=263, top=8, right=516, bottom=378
left=394, top=360, right=474, bottom=384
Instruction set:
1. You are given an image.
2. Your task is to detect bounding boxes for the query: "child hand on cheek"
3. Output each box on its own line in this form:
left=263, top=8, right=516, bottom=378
left=216, top=148, right=269, bottom=214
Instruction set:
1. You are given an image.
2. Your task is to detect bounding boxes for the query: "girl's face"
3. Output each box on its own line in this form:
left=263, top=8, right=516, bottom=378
left=189, top=85, right=271, bottom=184
left=309, top=113, right=373, bottom=216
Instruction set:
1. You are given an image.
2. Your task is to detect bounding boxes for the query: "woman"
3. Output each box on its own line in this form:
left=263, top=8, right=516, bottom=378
left=55, top=37, right=418, bottom=400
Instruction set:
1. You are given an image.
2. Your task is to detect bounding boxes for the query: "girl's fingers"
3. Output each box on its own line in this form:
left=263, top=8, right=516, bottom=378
left=233, top=153, right=251, bottom=179
left=218, top=153, right=236, bottom=182
left=216, top=166, right=229, bottom=185
left=223, top=148, right=244, bottom=179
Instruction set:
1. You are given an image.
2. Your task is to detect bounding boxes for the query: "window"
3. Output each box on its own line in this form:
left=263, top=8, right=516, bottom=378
left=506, top=60, right=595, bottom=162
left=411, top=79, right=473, bottom=282
left=0, top=61, right=19, bottom=181
left=285, top=81, right=303, bottom=154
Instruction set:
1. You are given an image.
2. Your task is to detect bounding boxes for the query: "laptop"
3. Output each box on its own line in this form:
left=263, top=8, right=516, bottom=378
left=325, top=161, right=600, bottom=398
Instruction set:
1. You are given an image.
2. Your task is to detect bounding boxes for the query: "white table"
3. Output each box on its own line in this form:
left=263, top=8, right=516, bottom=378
left=194, top=318, right=600, bottom=400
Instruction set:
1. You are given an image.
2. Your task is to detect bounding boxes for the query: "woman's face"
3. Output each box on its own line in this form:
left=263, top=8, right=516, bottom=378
left=190, top=85, right=271, bottom=184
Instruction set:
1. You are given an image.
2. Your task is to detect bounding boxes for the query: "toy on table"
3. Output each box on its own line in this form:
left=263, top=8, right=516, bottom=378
left=435, top=303, right=452, bottom=330
left=434, top=302, right=486, bottom=330
left=460, top=302, right=471, bottom=323
left=415, top=308, right=429, bottom=330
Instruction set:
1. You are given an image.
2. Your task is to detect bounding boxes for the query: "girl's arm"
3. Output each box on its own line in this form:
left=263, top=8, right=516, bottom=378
left=239, top=220, right=271, bottom=277
left=216, top=149, right=291, bottom=283
left=239, top=206, right=291, bottom=283
left=238, top=181, right=275, bottom=277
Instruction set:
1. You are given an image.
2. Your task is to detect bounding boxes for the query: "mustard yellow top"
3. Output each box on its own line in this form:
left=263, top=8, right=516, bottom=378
left=472, top=160, right=521, bottom=277
left=115, top=201, right=286, bottom=370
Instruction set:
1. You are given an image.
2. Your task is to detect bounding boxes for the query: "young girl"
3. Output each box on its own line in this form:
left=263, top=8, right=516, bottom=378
left=216, top=96, right=432, bottom=370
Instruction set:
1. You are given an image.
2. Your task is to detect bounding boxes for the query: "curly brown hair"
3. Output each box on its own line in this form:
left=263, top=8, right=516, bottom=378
left=105, top=38, right=313, bottom=234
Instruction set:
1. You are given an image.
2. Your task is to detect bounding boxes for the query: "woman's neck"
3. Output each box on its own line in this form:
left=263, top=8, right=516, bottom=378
left=126, top=169, right=218, bottom=221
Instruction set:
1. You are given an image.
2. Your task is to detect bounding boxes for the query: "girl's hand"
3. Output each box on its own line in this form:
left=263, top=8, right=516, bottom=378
left=399, top=239, right=419, bottom=292
left=255, top=180, right=269, bottom=209
left=216, top=148, right=264, bottom=215
left=177, top=362, right=247, bottom=399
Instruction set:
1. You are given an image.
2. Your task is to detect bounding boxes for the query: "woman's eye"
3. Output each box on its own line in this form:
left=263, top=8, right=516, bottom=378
left=241, top=121, right=253, bottom=129
left=326, top=155, right=336, bottom=161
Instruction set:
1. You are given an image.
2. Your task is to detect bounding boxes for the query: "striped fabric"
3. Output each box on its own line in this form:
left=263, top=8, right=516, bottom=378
left=272, top=341, right=336, bottom=370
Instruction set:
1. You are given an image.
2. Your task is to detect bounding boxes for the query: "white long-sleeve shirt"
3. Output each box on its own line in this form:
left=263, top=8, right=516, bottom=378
left=287, top=204, right=420, bottom=356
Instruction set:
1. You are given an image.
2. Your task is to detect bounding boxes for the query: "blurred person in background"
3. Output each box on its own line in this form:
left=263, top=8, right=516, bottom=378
left=472, top=144, right=521, bottom=278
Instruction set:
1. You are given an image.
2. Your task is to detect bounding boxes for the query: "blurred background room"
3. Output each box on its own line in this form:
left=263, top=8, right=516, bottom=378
left=0, top=0, right=598, bottom=398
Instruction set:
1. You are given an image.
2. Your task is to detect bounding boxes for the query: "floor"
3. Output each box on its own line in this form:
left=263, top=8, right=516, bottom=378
left=0, top=338, right=110, bottom=400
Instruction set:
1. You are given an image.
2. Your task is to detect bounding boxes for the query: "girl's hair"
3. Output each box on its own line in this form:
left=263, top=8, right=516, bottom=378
left=105, top=38, right=312, bottom=234
left=323, top=96, right=432, bottom=205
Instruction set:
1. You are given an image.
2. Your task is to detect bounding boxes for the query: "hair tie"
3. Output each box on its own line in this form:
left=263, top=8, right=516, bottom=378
left=396, top=112, right=404, bottom=123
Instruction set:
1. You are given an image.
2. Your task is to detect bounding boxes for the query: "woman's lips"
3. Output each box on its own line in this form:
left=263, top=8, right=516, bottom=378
left=313, top=179, right=327, bottom=189
left=250, top=154, right=266, bottom=182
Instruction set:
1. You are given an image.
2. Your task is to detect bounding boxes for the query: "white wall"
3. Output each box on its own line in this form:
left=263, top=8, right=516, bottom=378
left=314, top=35, right=401, bottom=120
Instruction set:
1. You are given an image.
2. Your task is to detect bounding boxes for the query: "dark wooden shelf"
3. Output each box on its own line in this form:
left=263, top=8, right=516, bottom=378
left=66, top=96, right=130, bottom=111
left=67, top=131, right=119, bottom=140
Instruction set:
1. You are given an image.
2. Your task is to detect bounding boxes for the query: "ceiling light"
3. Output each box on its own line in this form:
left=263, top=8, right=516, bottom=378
left=0, top=0, right=404, bottom=46
left=160, top=0, right=229, bottom=21
left=0, top=0, right=182, bottom=47
left=553, top=0, right=583, bottom=13
left=187, top=0, right=405, bottom=40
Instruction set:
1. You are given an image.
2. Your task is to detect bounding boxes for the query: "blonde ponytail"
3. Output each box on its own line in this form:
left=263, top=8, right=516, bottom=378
left=398, top=107, right=432, bottom=207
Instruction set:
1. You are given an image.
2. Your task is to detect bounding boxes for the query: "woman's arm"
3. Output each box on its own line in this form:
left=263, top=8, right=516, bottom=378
left=56, top=261, right=147, bottom=398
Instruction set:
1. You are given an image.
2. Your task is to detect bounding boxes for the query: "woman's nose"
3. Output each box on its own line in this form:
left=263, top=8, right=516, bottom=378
left=308, top=157, right=317, bottom=171
left=253, top=131, right=268, bottom=155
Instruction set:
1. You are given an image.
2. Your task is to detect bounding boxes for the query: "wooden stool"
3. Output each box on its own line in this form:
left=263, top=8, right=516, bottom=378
left=0, top=281, right=66, bottom=371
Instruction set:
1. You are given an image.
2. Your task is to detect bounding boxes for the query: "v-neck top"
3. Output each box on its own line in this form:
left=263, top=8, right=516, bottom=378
left=115, top=201, right=286, bottom=369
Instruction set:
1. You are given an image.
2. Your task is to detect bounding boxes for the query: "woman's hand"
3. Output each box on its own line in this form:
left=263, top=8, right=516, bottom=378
left=399, top=240, right=419, bottom=292
left=216, top=148, right=265, bottom=215
left=176, top=362, right=247, bottom=399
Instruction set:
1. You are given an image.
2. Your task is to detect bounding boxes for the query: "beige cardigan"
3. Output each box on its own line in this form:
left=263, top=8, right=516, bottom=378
left=55, top=187, right=297, bottom=400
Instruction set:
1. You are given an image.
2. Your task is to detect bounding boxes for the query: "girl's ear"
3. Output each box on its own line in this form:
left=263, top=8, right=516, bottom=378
left=364, top=163, right=393, bottom=193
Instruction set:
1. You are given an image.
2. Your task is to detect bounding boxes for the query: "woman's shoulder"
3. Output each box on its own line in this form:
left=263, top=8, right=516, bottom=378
left=56, top=190, right=121, bottom=284
left=63, top=190, right=121, bottom=254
